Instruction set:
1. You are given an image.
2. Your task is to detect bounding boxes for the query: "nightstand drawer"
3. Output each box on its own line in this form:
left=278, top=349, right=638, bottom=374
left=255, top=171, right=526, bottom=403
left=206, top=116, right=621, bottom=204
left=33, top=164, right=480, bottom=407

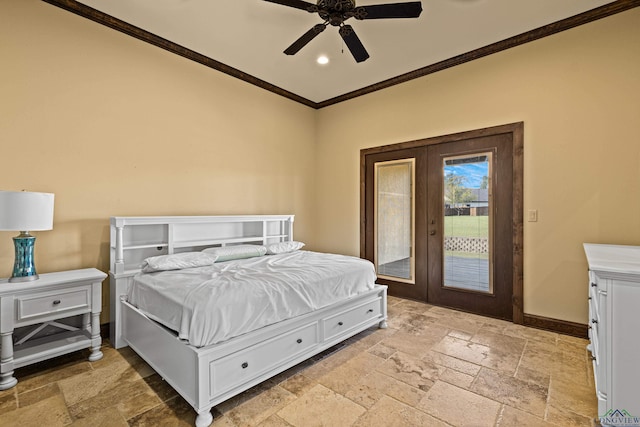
left=16, top=287, right=91, bottom=322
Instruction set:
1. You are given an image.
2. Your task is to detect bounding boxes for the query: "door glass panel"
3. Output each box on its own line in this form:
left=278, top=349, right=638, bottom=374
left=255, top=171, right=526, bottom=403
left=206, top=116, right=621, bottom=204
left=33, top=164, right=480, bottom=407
left=374, top=159, right=415, bottom=283
left=442, top=153, right=493, bottom=293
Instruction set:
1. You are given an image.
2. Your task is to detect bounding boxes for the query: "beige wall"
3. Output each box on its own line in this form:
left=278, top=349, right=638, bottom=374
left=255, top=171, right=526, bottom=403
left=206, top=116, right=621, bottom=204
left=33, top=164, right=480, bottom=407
left=1, top=1, right=317, bottom=320
left=314, top=9, right=640, bottom=324
left=3, top=1, right=639, bottom=326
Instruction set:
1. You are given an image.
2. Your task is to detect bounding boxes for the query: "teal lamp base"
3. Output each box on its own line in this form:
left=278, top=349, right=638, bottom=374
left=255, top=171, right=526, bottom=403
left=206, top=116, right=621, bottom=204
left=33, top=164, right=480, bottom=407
left=9, top=232, right=39, bottom=283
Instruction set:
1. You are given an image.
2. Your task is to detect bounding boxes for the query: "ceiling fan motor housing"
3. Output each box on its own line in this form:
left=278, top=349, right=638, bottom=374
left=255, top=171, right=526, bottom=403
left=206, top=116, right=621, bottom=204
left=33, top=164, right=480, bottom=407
left=317, top=0, right=358, bottom=25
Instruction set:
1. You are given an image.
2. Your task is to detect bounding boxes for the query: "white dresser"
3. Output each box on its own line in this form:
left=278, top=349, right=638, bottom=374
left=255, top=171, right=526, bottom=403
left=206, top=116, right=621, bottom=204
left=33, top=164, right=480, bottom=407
left=584, top=243, right=640, bottom=422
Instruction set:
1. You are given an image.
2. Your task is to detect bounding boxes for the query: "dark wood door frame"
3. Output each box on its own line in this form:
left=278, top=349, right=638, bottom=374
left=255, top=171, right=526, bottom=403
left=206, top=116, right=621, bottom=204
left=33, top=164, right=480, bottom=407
left=360, top=122, right=524, bottom=324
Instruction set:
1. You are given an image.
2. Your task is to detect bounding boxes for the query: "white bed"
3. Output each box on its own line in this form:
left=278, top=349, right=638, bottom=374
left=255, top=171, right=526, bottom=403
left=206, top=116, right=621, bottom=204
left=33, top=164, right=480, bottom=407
left=109, top=215, right=387, bottom=427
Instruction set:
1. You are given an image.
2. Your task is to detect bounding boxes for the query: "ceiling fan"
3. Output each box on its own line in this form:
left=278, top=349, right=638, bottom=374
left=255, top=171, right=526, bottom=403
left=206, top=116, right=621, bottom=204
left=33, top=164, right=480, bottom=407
left=264, top=0, right=423, bottom=63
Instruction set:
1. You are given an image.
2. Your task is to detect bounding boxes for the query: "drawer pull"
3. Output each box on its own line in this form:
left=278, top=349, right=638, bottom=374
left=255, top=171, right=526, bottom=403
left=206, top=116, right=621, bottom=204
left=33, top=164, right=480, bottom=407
left=241, top=362, right=248, bottom=369
left=338, top=321, right=344, bottom=326
left=588, top=325, right=592, bottom=330
left=296, top=338, right=302, bottom=344
left=592, top=319, right=598, bottom=324
left=591, top=356, right=597, bottom=362
left=591, top=282, right=597, bottom=287
left=588, top=297, right=592, bottom=300
left=52, top=300, right=61, bottom=305
left=367, top=309, right=374, bottom=313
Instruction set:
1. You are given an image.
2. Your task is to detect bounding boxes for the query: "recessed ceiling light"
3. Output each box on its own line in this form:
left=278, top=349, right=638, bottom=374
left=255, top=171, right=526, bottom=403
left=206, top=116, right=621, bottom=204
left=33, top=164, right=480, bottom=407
left=317, top=55, right=329, bottom=65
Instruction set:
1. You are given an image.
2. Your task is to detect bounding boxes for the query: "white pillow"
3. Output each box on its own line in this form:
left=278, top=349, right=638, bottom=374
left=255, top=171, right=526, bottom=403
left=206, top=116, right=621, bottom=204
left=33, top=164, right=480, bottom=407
left=202, top=244, right=267, bottom=262
left=141, top=252, right=218, bottom=273
left=266, top=241, right=305, bottom=255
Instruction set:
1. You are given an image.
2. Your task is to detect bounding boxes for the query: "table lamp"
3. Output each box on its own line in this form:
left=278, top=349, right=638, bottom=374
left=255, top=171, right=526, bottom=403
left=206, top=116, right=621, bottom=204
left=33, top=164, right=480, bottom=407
left=0, top=191, right=55, bottom=282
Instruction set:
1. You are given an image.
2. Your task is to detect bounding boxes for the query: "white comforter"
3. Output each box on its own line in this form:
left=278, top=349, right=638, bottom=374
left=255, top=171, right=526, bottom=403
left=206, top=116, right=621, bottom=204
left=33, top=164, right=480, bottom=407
left=128, top=251, right=376, bottom=347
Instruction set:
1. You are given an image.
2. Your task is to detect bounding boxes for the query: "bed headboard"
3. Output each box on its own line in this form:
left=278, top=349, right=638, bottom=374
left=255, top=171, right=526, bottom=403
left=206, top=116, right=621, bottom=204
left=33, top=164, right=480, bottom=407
left=110, top=215, right=294, bottom=276
left=109, top=214, right=294, bottom=348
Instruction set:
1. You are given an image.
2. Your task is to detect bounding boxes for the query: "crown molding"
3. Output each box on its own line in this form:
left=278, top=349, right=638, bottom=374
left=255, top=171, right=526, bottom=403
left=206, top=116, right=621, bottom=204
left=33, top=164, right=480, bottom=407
left=43, top=0, right=640, bottom=109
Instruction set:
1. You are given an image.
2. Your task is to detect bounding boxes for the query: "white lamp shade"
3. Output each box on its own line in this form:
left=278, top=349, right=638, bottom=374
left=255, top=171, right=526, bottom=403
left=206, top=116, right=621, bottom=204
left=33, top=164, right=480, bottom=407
left=0, top=191, right=55, bottom=231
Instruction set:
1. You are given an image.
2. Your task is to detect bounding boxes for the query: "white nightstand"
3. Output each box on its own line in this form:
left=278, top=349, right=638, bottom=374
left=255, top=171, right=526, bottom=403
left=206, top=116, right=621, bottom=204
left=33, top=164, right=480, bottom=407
left=0, top=268, right=106, bottom=390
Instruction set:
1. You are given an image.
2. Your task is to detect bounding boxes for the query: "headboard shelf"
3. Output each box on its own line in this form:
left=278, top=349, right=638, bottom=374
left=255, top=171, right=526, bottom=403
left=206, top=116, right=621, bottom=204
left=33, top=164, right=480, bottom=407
left=172, top=235, right=279, bottom=248
left=109, top=215, right=295, bottom=277
left=115, top=243, right=170, bottom=250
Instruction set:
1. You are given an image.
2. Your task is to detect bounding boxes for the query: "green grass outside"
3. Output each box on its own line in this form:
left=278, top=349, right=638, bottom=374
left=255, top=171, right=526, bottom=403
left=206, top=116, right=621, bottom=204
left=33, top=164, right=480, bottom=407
left=444, top=215, right=489, bottom=260
left=444, top=215, right=489, bottom=238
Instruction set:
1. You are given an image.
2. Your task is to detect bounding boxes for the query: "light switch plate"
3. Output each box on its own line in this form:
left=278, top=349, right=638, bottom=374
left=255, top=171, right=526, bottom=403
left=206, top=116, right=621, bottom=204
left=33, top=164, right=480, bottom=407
left=527, top=209, right=538, bottom=222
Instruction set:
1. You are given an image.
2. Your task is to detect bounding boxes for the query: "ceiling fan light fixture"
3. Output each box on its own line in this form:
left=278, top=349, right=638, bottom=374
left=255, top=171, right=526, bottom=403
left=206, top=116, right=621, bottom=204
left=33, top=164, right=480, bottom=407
left=317, top=55, right=330, bottom=65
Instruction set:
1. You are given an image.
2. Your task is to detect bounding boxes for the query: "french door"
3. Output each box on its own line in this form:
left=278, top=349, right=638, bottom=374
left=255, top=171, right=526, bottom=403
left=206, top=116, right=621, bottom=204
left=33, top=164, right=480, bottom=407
left=361, top=124, right=523, bottom=321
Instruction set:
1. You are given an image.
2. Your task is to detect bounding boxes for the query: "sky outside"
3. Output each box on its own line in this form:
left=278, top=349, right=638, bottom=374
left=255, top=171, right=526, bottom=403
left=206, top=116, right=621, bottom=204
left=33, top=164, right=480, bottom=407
left=444, top=161, right=489, bottom=189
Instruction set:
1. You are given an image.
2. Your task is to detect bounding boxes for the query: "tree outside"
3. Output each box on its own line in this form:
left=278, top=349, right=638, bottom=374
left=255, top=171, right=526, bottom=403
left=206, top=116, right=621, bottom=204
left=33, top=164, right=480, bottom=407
left=480, top=175, right=488, bottom=189
left=444, top=173, right=474, bottom=207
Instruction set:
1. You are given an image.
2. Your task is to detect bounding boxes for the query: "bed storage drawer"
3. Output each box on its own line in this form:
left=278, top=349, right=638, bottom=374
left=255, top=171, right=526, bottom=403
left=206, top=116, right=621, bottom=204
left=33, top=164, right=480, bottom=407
left=209, top=321, right=318, bottom=396
left=322, top=297, right=382, bottom=342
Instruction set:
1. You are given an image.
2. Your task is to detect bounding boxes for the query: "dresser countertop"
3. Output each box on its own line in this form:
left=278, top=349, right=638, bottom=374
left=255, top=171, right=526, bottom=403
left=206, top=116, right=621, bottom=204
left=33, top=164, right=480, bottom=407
left=584, top=243, right=640, bottom=276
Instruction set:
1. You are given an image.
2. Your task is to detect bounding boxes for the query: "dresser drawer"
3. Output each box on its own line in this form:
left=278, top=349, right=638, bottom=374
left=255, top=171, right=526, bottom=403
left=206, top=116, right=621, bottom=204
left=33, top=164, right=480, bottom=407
left=322, top=298, right=382, bottom=342
left=16, top=286, right=91, bottom=323
left=210, top=322, right=318, bottom=396
left=589, top=281, right=599, bottom=312
left=589, top=270, right=607, bottom=293
left=588, top=298, right=600, bottom=329
left=588, top=302, right=600, bottom=359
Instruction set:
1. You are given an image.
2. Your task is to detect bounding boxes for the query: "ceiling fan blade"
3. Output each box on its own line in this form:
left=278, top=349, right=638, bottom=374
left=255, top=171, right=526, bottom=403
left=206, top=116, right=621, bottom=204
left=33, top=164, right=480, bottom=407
left=355, top=2, right=422, bottom=19
left=339, top=25, right=369, bottom=63
left=263, top=0, right=316, bottom=12
left=284, top=24, right=327, bottom=55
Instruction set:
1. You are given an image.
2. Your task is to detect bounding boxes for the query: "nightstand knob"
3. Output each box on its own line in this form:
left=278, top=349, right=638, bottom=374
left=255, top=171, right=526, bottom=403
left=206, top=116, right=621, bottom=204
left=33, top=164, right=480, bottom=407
left=367, top=309, right=374, bottom=313
left=296, top=338, right=302, bottom=344
left=591, top=282, right=597, bottom=288
left=592, top=319, right=598, bottom=324
left=241, top=362, right=248, bottom=369
left=52, top=300, right=61, bottom=305
left=338, top=321, right=344, bottom=326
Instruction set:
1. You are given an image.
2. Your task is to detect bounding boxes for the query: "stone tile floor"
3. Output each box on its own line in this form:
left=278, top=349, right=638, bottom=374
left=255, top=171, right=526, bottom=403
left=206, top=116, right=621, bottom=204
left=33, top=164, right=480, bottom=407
left=0, top=296, right=599, bottom=426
